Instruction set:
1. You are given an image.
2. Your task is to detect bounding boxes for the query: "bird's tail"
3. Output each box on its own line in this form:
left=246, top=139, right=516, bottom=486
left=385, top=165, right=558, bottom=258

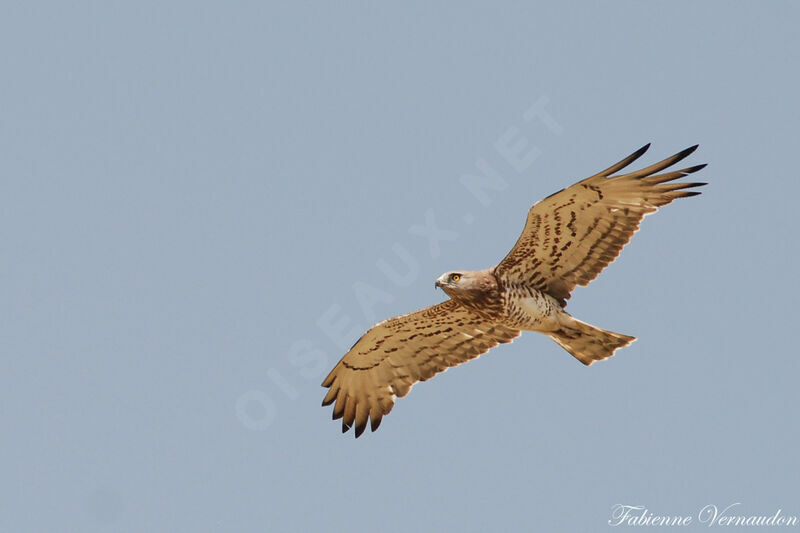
left=548, top=316, right=636, bottom=365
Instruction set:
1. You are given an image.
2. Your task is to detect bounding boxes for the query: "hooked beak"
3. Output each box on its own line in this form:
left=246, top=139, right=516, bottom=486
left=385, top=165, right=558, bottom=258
left=435, top=279, right=442, bottom=289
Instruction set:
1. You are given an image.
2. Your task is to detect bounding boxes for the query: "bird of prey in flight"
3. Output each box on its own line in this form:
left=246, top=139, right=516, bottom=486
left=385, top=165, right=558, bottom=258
left=321, top=144, right=706, bottom=437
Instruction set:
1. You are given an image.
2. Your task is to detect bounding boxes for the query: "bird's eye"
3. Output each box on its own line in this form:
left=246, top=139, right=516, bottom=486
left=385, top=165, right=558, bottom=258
left=451, top=273, right=461, bottom=282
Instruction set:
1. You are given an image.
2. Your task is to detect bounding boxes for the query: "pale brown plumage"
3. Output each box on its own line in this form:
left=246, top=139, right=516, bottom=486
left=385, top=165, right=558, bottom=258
left=494, top=144, right=706, bottom=305
left=322, top=144, right=706, bottom=437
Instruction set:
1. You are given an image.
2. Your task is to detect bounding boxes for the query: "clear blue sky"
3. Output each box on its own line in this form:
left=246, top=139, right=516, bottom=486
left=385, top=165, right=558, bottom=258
left=2, top=2, right=798, bottom=532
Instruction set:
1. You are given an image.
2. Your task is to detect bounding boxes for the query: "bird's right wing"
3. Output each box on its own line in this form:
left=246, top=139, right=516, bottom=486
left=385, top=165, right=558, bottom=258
left=494, top=144, right=706, bottom=305
left=321, top=299, right=520, bottom=437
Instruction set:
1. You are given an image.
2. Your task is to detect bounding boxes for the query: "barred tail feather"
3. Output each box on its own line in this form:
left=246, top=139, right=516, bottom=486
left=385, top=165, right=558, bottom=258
left=548, top=317, right=635, bottom=365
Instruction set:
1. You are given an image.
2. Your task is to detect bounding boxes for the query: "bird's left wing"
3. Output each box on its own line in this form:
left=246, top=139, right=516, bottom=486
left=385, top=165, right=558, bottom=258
left=321, top=299, right=520, bottom=437
left=494, top=144, right=706, bottom=304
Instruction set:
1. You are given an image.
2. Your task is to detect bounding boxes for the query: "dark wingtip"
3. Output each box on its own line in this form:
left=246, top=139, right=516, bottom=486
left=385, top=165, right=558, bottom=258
left=682, top=163, right=707, bottom=174
left=592, top=143, right=654, bottom=179
left=342, top=422, right=351, bottom=434
left=321, top=397, right=334, bottom=407
left=354, top=423, right=366, bottom=438
left=650, top=144, right=701, bottom=174
left=631, top=143, right=651, bottom=159
left=685, top=182, right=708, bottom=188
left=680, top=144, right=700, bottom=158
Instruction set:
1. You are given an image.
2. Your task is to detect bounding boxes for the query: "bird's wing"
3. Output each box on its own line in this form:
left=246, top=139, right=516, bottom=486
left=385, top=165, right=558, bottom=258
left=494, top=144, right=706, bottom=304
left=321, top=299, right=520, bottom=437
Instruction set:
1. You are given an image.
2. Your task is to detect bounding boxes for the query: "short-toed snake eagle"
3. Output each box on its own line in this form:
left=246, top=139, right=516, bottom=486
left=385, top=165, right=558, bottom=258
left=322, top=144, right=706, bottom=437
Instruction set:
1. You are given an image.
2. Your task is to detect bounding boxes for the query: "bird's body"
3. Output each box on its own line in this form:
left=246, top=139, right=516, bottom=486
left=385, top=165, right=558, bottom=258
left=435, top=268, right=635, bottom=364
left=499, top=281, right=563, bottom=331
left=435, top=269, right=562, bottom=333
left=322, top=144, right=706, bottom=437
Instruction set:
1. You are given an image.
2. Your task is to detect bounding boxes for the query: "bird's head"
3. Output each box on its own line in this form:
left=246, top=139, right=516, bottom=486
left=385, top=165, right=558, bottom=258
left=435, top=270, right=495, bottom=301
left=434, top=271, right=463, bottom=293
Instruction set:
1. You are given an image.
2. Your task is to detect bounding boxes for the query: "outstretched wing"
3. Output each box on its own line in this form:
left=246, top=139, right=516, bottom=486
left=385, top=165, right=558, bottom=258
left=494, top=144, right=706, bottom=304
left=321, top=300, right=520, bottom=437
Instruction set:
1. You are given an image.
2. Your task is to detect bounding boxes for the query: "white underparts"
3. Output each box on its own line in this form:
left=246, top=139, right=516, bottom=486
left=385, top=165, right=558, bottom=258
left=507, top=290, right=565, bottom=332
